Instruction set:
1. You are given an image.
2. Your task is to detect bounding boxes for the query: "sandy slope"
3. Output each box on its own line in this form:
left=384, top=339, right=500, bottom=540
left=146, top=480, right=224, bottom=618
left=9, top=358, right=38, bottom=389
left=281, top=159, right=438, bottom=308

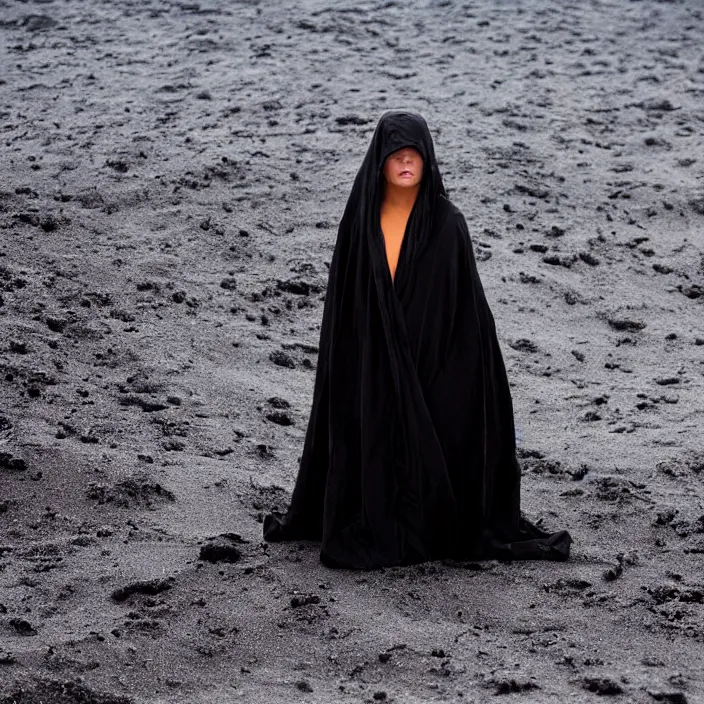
left=1, top=0, right=704, bottom=701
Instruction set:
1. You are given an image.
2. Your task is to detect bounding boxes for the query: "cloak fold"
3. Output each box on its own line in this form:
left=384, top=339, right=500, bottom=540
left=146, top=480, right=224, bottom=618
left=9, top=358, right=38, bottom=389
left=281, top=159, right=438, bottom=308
left=263, top=110, right=573, bottom=569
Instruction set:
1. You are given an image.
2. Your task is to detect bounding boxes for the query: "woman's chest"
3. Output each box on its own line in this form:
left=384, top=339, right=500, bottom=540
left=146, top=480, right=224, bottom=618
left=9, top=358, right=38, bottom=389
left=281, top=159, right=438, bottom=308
left=380, top=209, right=411, bottom=282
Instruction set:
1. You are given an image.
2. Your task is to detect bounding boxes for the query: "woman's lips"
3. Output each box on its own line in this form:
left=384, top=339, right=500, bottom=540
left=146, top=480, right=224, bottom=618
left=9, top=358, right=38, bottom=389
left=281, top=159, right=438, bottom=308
left=399, top=171, right=413, bottom=177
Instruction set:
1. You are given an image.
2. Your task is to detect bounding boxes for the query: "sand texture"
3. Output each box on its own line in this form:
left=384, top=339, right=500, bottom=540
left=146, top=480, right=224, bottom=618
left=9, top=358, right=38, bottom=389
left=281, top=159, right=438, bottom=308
left=1, top=0, right=704, bottom=702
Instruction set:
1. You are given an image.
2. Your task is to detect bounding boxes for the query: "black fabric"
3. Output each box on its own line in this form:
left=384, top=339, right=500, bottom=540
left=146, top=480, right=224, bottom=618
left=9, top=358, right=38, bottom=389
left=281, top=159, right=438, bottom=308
left=263, top=109, right=573, bottom=569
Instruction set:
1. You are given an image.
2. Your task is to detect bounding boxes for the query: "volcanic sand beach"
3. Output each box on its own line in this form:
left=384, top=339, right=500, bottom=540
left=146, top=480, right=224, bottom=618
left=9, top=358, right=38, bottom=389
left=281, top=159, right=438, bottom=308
left=1, top=0, right=704, bottom=701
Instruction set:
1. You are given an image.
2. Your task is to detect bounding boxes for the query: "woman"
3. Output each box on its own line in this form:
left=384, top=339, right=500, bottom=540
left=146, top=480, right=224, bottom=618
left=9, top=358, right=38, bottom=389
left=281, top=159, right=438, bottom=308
left=263, top=110, right=573, bottom=569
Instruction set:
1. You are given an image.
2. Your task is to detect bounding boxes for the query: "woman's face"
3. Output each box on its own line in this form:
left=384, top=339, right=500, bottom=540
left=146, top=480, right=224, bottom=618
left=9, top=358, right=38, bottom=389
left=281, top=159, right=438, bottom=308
left=382, top=146, right=423, bottom=189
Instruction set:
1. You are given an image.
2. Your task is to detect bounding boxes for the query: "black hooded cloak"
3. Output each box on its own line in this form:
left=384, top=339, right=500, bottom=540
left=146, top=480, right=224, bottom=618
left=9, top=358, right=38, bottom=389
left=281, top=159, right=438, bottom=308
left=263, top=110, right=573, bottom=569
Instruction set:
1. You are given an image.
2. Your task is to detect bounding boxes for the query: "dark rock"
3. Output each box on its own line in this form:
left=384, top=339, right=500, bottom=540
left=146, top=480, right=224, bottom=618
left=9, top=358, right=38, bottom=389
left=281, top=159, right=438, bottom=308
left=9, top=340, right=28, bottom=354
left=654, top=508, right=678, bottom=526
left=267, top=396, right=290, bottom=409
left=489, top=677, right=540, bottom=694
left=607, top=317, right=646, bottom=332
left=644, top=583, right=703, bottom=605
left=639, top=98, right=676, bottom=112
left=564, top=290, right=583, bottom=305
left=282, top=341, right=318, bottom=354
left=515, top=183, right=550, bottom=200
left=594, top=476, right=640, bottom=502
left=517, top=448, right=545, bottom=459
left=520, top=456, right=567, bottom=476
left=255, top=443, right=274, bottom=458
left=647, top=692, right=688, bottom=704
left=17, top=212, right=40, bottom=226
left=568, top=464, right=590, bottom=480
left=519, top=271, right=541, bottom=284
left=269, top=350, right=295, bottom=368
left=543, top=253, right=576, bottom=267
left=162, top=439, right=185, bottom=451
left=199, top=533, right=247, bottom=563
left=603, top=562, right=623, bottom=581
left=46, top=316, right=68, bottom=332
left=109, top=308, right=135, bottom=323
left=0, top=453, right=26, bottom=471
left=644, top=136, right=671, bottom=148
left=290, top=594, right=320, bottom=608
left=265, top=410, right=293, bottom=426
left=335, top=114, right=371, bottom=126
left=276, top=278, right=322, bottom=295
left=655, top=377, right=680, bottom=386
left=582, top=676, right=623, bottom=695
left=118, top=395, right=169, bottom=412
left=509, top=338, right=538, bottom=353
left=106, top=159, right=129, bottom=173
left=579, top=251, right=600, bottom=266
left=9, top=618, right=37, bottom=635
left=543, top=577, right=591, bottom=593
left=136, top=281, right=160, bottom=292
left=111, top=578, right=173, bottom=602
left=680, top=284, right=702, bottom=299
left=86, top=475, right=175, bottom=508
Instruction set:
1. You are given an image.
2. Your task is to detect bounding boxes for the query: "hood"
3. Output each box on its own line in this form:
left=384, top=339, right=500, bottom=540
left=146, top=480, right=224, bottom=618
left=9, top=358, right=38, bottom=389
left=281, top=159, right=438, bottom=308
left=341, top=110, right=447, bottom=295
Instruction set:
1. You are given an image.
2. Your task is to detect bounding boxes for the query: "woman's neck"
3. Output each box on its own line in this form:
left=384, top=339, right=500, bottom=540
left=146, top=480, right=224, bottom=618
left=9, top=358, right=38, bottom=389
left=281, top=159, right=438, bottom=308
left=381, top=183, right=420, bottom=211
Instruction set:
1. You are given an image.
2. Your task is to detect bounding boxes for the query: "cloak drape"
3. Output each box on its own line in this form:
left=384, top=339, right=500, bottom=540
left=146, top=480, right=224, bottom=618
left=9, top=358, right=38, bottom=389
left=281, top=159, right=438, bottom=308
left=263, top=110, right=573, bottom=569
